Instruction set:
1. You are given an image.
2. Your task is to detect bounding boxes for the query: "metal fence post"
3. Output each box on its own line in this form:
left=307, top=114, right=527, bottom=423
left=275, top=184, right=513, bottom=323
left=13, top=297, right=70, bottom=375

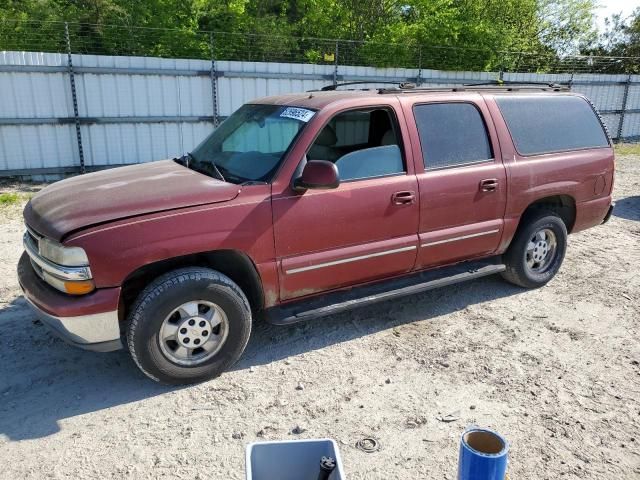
left=416, top=46, right=422, bottom=87
left=617, top=73, right=632, bottom=142
left=333, top=41, right=339, bottom=87
left=210, top=32, right=220, bottom=127
left=64, top=22, right=85, bottom=174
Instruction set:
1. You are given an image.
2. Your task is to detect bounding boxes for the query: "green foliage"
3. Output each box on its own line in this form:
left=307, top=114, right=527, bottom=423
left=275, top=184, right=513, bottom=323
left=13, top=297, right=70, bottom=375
left=0, top=0, right=609, bottom=72
left=0, top=192, right=21, bottom=205
left=615, top=143, right=640, bottom=156
left=581, top=8, right=640, bottom=72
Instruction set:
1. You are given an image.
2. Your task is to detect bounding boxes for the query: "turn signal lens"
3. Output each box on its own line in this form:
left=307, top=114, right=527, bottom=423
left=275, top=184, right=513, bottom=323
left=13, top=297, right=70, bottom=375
left=63, top=280, right=95, bottom=295
left=42, top=272, right=95, bottom=295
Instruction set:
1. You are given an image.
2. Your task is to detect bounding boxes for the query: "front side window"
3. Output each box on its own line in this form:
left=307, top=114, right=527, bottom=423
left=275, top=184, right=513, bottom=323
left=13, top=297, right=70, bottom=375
left=495, top=95, right=610, bottom=156
left=307, top=107, right=404, bottom=181
left=190, top=104, right=314, bottom=183
left=413, top=103, right=493, bottom=170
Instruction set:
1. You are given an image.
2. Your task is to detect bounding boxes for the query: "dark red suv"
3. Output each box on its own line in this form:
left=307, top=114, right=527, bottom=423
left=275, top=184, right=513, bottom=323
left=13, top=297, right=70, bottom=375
left=18, top=84, right=615, bottom=384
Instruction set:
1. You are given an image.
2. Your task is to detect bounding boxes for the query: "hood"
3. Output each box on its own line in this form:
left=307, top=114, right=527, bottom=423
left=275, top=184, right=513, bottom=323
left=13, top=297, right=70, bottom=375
left=24, top=160, right=240, bottom=241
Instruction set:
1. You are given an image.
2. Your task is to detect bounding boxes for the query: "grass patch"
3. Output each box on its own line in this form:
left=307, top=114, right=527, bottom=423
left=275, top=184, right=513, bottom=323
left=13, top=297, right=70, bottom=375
left=0, top=192, right=20, bottom=205
left=0, top=192, right=33, bottom=207
left=615, top=143, right=640, bottom=156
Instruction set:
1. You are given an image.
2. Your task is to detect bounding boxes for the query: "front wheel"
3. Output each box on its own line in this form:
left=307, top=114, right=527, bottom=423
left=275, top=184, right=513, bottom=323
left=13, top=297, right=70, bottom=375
left=501, top=213, right=568, bottom=289
left=126, top=267, right=252, bottom=385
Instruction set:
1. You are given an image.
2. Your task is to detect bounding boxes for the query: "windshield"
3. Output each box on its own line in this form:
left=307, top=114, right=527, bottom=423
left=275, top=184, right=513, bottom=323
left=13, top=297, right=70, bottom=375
left=189, top=104, right=315, bottom=183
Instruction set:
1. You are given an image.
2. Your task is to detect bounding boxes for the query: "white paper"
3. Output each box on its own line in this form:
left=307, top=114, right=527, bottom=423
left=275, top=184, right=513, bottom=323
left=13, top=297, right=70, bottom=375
left=280, top=107, right=315, bottom=123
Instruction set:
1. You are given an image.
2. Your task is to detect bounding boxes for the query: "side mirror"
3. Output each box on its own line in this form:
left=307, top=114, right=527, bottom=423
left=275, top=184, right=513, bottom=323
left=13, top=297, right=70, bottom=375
left=293, top=160, right=340, bottom=192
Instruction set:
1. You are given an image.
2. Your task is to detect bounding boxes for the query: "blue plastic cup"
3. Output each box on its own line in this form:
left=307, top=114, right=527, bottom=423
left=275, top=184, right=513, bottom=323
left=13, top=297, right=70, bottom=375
left=458, top=428, right=509, bottom=480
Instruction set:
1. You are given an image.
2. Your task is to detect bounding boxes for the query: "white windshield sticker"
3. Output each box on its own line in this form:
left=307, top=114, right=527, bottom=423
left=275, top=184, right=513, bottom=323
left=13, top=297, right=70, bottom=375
left=280, top=107, right=315, bottom=123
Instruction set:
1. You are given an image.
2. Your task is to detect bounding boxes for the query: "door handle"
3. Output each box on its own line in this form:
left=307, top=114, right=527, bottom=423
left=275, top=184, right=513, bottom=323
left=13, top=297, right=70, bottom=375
left=480, top=179, right=498, bottom=192
left=391, top=191, right=416, bottom=205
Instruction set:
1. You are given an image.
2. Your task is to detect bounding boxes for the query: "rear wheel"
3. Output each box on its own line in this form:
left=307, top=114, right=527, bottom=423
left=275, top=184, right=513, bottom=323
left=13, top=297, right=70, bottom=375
left=501, top=213, right=567, bottom=289
left=126, top=267, right=251, bottom=385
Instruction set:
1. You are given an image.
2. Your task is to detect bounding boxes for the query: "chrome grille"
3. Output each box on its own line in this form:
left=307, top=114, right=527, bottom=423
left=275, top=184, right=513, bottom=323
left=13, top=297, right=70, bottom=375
left=25, top=225, right=42, bottom=250
left=24, top=225, right=46, bottom=280
left=30, top=259, right=45, bottom=280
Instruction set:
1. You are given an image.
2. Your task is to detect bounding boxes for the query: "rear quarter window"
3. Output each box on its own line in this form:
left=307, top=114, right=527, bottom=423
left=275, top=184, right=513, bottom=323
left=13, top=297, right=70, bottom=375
left=495, top=95, right=610, bottom=156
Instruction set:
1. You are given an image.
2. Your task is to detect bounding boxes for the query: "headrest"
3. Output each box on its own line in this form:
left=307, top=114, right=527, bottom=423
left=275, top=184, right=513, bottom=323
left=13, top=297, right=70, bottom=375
left=315, top=124, right=337, bottom=146
left=381, top=129, right=396, bottom=145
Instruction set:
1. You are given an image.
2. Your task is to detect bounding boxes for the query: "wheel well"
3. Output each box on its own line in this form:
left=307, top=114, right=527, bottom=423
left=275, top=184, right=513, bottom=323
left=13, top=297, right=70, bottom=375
left=120, top=250, right=265, bottom=321
left=521, top=195, right=576, bottom=232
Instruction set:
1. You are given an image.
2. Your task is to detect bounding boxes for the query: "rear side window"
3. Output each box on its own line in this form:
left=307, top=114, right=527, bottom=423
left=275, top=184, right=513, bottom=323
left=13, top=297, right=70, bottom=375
left=495, top=95, right=609, bottom=156
left=413, top=103, right=493, bottom=170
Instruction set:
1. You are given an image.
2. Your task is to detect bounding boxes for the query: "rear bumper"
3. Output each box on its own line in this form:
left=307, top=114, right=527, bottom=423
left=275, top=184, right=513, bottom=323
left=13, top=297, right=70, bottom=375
left=17, top=252, right=123, bottom=352
left=573, top=195, right=614, bottom=233
left=601, top=202, right=615, bottom=224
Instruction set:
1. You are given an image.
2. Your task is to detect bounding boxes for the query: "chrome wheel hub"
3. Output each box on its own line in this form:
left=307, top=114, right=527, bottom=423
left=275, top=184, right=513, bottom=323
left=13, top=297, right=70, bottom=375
left=176, top=316, right=212, bottom=348
left=525, top=228, right=557, bottom=274
left=159, top=300, right=229, bottom=366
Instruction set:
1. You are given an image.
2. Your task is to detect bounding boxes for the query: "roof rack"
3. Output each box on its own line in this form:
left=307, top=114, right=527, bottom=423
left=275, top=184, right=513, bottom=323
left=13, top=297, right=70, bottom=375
left=378, top=80, right=570, bottom=94
left=311, top=79, right=571, bottom=94
left=464, top=80, right=570, bottom=87
left=311, top=80, right=416, bottom=92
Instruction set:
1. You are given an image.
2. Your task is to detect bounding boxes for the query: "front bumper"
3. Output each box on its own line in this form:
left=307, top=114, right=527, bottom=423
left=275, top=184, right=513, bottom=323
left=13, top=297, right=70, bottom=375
left=17, top=252, right=123, bottom=352
left=24, top=298, right=122, bottom=352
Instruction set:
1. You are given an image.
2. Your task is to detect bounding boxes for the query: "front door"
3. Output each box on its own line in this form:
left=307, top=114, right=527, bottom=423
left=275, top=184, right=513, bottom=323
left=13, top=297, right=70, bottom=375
left=401, top=96, right=507, bottom=269
left=272, top=105, right=420, bottom=301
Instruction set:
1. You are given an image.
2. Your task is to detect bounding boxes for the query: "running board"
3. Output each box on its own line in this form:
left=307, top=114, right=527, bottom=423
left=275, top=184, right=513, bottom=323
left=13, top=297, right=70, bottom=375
left=264, top=258, right=506, bottom=325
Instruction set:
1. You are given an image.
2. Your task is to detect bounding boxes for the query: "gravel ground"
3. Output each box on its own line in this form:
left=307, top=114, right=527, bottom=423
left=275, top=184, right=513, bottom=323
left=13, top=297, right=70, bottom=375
left=0, top=157, right=639, bottom=480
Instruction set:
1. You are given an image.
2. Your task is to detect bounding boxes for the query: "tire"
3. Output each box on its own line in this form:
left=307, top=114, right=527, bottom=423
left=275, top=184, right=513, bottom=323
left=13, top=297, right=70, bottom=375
left=126, top=267, right=252, bottom=385
left=501, top=212, right=568, bottom=289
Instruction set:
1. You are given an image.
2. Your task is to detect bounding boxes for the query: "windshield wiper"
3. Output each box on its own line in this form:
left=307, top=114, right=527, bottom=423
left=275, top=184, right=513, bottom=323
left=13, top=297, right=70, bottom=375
left=240, top=180, right=267, bottom=186
left=216, top=164, right=250, bottom=185
left=178, top=153, right=226, bottom=183
left=207, top=155, right=226, bottom=183
left=176, top=153, right=263, bottom=186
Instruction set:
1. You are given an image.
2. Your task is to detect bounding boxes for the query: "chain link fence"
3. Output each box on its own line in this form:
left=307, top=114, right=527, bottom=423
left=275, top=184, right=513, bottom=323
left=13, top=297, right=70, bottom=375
left=2, top=18, right=640, bottom=74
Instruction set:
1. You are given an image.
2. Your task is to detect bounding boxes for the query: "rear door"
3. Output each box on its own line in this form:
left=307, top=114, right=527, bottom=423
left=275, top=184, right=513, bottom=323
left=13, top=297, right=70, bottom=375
left=272, top=100, right=420, bottom=301
left=400, top=94, right=507, bottom=269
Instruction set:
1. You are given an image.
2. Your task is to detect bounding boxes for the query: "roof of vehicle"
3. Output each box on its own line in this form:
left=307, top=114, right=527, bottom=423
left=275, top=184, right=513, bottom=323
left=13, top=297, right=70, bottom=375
left=251, top=84, right=576, bottom=110
left=251, top=90, right=383, bottom=110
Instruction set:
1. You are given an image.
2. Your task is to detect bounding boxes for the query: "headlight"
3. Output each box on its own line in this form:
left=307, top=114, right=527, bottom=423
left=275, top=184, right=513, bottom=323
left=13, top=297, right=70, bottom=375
left=39, top=237, right=89, bottom=267
left=24, top=229, right=94, bottom=295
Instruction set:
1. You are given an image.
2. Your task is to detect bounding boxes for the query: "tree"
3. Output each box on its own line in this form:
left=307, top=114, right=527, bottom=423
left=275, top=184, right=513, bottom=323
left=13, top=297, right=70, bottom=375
left=580, top=8, right=640, bottom=73
left=0, top=0, right=607, bottom=72
left=537, top=0, right=598, bottom=55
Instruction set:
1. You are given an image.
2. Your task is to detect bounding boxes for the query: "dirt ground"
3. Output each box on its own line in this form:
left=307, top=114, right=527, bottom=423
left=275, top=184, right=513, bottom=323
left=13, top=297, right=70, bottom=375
left=0, top=157, right=639, bottom=480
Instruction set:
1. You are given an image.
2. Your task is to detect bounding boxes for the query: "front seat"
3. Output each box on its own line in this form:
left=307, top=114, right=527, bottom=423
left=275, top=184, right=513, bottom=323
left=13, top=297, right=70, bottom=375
left=380, top=129, right=397, bottom=146
left=308, top=124, right=340, bottom=161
